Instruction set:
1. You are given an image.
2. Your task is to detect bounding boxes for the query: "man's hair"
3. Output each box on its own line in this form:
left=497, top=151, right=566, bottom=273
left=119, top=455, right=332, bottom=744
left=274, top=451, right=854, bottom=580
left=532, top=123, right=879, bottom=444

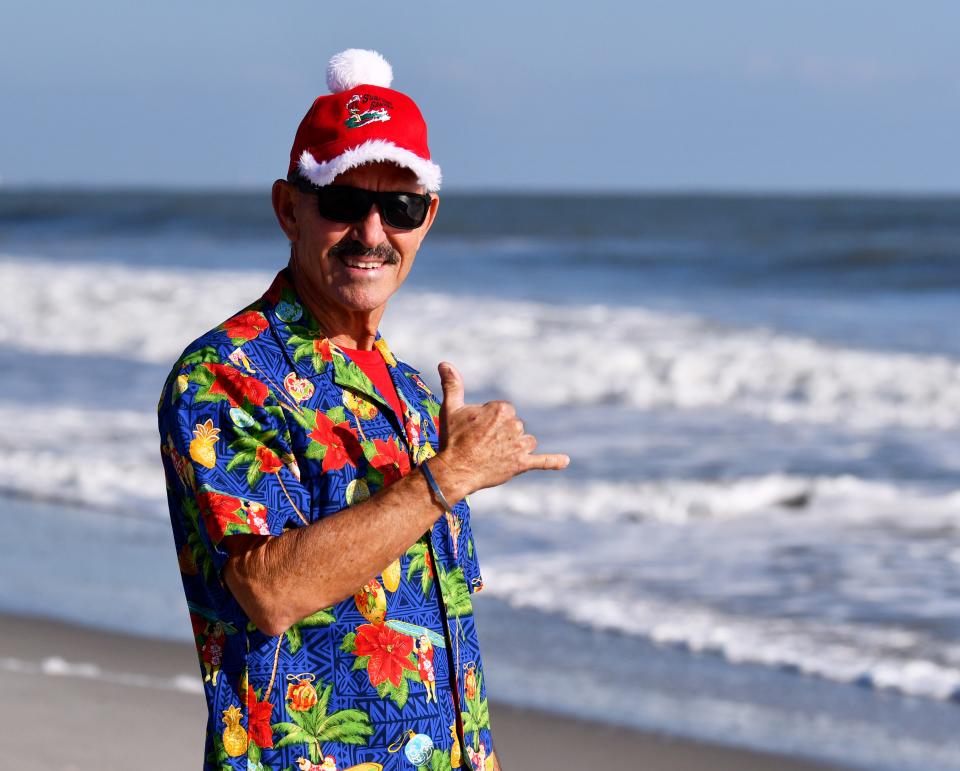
left=287, top=169, right=311, bottom=188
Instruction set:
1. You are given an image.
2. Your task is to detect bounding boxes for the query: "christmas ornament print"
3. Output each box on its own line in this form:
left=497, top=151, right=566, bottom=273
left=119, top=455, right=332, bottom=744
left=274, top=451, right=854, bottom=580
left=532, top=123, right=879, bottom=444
left=389, top=729, right=435, bottom=768
left=285, top=371, right=316, bottom=402
left=354, top=578, right=387, bottom=625
left=286, top=672, right=319, bottom=711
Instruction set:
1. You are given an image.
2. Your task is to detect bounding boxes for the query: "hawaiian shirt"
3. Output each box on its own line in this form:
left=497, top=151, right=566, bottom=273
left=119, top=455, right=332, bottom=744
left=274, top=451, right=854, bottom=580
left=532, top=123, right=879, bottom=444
left=157, top=264, right=495, bottom=771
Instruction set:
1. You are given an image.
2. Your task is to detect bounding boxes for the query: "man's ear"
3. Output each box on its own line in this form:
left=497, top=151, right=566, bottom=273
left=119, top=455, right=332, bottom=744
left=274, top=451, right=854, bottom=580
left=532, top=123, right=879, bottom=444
left=272, top=179, right=300, bottom=242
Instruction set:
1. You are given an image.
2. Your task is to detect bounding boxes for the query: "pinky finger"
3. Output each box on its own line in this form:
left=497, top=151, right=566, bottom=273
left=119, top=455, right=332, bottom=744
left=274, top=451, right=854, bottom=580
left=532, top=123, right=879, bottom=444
left=524, top=453, right=571, bottom=471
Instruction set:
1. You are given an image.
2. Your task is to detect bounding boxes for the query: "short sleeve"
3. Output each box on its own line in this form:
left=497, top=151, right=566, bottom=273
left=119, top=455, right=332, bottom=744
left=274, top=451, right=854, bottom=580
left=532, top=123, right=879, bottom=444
left=158, top=359, right=311, bottom=580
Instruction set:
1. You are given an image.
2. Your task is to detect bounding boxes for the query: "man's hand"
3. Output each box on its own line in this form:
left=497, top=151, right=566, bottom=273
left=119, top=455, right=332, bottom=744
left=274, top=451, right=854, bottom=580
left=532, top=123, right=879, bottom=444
left=431, top=361, right=569, bottom=500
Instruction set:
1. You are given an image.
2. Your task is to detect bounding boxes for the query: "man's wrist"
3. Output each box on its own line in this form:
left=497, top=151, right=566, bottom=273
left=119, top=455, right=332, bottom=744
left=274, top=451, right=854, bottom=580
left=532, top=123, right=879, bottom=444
left=424, top=452, right=469, bottom=505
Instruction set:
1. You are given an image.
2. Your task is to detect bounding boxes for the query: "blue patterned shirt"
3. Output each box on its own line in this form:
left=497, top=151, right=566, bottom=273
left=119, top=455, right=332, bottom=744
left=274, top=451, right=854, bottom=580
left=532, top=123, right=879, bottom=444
left=157, top=265, right=494, bottom=771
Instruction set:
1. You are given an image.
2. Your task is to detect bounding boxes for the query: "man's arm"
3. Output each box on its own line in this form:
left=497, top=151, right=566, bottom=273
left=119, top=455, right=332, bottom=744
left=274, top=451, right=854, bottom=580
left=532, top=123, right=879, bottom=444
left=222, top=361, right=569, bottom=636
left=223, top=451, right=464, bottom=635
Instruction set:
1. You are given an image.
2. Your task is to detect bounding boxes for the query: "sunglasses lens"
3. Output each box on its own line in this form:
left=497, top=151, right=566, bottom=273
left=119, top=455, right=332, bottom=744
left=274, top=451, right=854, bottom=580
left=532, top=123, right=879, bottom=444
left=381, top=193, right=429, bottom=229
left=315, top=186, right=373, bottom=223
left=309, top=185, right=429, bottom=229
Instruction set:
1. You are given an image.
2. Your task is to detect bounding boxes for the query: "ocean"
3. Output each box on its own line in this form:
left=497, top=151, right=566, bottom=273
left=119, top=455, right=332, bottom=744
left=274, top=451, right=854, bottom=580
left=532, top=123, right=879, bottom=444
left=3, top=189, right=960, bottom=770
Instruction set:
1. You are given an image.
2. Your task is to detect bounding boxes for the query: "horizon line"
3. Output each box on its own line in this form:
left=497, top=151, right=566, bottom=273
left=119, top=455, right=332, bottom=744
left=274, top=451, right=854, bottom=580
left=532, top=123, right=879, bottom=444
left=2, top=182, right=960, bottom=200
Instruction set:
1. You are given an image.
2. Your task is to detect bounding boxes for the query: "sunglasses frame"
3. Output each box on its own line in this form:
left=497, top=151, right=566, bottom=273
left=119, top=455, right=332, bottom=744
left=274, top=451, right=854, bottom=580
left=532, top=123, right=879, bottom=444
left=294, top=182, right=432, bottom=231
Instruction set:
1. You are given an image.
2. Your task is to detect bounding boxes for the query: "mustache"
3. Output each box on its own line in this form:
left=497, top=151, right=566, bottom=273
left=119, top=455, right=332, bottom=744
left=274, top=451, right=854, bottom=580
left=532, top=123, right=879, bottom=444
left=329, top=239, right=400, bottom=263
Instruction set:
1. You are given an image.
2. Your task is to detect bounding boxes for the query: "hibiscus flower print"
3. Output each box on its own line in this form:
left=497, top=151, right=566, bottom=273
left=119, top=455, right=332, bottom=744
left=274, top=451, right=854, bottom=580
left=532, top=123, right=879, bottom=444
left=313, top=337, right=334, bottom=363
left=222, top=310, right=268, bottom=344
left=198, top=489, right=270, bottom=541
left=203, top=363, right=269, bottom=408
left=198, top=490, right=246, bottom=541
left=255, top=445, right=283, bottom=474
left=246, top=685, right=274, bottom=748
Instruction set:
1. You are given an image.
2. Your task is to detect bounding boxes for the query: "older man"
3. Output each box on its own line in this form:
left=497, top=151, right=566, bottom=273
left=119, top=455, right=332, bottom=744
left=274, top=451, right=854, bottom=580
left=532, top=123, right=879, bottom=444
left=157, top=49, right=568, bottom=771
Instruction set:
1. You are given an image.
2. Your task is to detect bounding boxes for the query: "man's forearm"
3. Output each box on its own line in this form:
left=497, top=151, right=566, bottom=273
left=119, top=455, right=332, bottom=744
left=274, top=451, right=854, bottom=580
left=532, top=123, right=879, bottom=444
left=226, top=455, right=467, bottom=636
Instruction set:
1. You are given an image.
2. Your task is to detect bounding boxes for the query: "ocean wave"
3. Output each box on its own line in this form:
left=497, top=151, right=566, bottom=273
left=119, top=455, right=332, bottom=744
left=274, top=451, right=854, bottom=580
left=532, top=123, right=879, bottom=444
left=474, top=473, right=960, bottom=526
left=5, top=255, right=960, bottom=433
left=481, top=565, right=960, bottom=703
left=1, top=394, right=955, bottom=532
left=387, top=293, right=960, bottom=431
left=4, top=383, right=960, bottom=707
left=0, top=403, right=163, bottom=518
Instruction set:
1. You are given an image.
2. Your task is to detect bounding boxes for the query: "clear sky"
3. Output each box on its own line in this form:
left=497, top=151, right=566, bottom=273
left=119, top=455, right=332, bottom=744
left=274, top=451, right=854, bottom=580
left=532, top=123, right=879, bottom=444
left=3, top=1, right=959, bottom=192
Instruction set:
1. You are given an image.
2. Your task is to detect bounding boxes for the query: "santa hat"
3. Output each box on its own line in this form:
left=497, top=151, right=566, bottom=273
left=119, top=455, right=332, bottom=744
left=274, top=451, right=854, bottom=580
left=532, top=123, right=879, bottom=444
left=288, top=49, right=442, bottom=192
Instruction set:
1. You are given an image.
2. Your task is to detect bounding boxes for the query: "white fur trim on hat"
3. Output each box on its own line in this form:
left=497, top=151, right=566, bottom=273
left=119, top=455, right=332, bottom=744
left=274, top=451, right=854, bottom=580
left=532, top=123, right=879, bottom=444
left=299, top=140, right=442, bottom=192
left=327, top=49, right=393, bottom=93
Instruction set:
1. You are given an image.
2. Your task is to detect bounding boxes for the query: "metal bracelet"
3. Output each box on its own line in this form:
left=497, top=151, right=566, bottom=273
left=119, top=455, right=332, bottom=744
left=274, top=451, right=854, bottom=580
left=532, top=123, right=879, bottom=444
left=420, top=458, right=454, bottom=513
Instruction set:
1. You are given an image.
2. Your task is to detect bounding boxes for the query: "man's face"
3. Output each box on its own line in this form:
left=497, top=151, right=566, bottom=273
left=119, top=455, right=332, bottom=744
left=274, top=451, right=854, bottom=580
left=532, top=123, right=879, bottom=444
left=279, top=161, right=439, bottom=322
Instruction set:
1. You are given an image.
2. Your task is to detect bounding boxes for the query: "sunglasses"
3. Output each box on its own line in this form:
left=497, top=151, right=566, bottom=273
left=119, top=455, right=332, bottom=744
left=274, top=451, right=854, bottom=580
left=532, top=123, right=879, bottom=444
left=296, top=183, right=432, bottom=230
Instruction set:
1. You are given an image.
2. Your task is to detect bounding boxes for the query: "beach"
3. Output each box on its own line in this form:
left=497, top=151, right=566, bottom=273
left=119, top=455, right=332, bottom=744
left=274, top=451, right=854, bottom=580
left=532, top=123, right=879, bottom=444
left=1, top=611, right=843, bottom=770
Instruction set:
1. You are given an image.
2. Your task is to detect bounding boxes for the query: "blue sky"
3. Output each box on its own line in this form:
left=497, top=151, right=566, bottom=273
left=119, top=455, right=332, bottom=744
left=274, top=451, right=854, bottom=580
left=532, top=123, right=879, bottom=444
left=3, top=1, right=959, bottom=191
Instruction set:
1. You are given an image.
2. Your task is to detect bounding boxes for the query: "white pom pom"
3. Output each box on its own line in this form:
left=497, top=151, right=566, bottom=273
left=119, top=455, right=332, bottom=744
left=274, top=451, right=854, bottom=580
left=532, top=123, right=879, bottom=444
left=326, top=49, right=393, bottom=93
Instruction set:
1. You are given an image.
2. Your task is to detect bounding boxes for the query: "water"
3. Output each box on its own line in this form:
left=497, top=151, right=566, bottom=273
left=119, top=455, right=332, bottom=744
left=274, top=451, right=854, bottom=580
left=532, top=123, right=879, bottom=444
left=3, top=189, right=960, bottom=769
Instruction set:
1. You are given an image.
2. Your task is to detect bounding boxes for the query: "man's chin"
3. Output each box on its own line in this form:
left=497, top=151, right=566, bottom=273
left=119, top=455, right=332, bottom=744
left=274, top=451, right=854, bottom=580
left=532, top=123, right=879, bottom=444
left=330, top=286, right=397, bottom=316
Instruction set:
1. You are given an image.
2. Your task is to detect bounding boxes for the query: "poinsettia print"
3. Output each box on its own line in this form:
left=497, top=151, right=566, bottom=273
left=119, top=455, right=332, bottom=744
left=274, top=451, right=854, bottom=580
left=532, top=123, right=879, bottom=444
left=307, top=411, right=364, bottom=471
left=370, top=437, right=411, bottom=486
left=352, top=623, right=418, bottom=688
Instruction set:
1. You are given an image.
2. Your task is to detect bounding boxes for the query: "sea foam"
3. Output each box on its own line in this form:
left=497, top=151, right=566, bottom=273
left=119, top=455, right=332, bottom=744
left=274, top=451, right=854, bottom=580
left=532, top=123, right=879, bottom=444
left=4, top=254, right=960, bottom=431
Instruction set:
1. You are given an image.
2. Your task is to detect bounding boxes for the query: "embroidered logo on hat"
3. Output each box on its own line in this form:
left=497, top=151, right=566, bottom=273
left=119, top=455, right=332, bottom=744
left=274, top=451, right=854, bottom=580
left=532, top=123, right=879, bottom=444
left=344, top=93, right=393, bottom=129
left=288, top=48, right=442, bottom=191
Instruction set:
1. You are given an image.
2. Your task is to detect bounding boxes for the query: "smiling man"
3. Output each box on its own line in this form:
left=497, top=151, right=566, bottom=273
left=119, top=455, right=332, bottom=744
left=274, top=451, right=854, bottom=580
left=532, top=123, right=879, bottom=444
left=157, top=49, right=569, bottom=771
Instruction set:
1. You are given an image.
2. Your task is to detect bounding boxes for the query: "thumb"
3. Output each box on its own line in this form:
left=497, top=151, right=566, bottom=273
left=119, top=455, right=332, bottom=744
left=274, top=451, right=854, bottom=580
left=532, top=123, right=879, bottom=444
left=438, top=361, right=465, bottom=414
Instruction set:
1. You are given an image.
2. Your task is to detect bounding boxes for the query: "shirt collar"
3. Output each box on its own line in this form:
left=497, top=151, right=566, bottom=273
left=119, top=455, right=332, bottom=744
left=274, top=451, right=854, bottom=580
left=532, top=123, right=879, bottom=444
left=259, top=264, right=407, bottom=421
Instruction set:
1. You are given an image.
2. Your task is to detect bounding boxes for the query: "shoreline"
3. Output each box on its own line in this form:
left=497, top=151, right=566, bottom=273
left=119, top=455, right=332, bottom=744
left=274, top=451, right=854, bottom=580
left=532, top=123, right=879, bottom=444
left=0, top=610, right=845, bottom=770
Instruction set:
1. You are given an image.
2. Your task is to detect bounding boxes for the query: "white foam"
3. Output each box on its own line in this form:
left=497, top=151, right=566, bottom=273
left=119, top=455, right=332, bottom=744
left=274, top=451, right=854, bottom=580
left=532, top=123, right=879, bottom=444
left=467, top=471, right=960, bottom=705
left=0, top=403, right=163, bottom=517
left=385, top=292, right=960, bottom=431
left=8, top=253, right=960, bottom=709
left=0, top=256, right=267, bottom=363
left=4, top=254, right=960, bottom=431
left=475, top=472, right=960, bottom=526
left=1, top=394, right=955, bottom=530
left=481, top=560, right=960, bottom=703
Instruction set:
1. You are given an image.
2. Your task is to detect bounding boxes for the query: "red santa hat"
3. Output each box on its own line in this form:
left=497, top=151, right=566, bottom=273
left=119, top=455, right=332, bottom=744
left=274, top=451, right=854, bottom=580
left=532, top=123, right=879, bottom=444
left=288, top=49, right=442, bottom=192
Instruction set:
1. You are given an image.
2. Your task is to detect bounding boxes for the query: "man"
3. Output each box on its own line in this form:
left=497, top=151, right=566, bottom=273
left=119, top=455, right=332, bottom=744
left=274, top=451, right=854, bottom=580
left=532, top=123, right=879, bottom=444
left=157, top=49, right=569, bottom=771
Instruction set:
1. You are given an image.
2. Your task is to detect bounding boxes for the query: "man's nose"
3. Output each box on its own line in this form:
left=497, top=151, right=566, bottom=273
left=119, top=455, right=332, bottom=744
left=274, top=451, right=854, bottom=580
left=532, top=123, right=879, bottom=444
left=350, top=203, right=387, bottom=248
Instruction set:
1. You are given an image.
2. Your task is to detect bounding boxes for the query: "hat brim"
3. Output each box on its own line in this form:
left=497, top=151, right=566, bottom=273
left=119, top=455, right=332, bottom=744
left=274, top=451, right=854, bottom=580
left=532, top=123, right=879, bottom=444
left=299, top=140, right=442, bottom=192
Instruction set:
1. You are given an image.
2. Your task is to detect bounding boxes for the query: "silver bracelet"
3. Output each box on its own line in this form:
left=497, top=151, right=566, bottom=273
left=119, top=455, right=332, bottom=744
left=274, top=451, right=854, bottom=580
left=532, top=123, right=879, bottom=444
left=420, top=458, right=454, bottom=513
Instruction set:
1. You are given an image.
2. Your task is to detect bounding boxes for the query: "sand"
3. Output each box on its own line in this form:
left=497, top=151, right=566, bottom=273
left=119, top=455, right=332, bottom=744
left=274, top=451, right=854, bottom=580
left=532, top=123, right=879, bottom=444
left=0, top=611, right=845, bottom=770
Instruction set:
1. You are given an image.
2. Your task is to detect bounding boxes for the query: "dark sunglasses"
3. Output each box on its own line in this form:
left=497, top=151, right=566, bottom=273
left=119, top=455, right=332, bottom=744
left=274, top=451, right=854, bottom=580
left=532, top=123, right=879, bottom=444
left=295, top=183, right=432, bottom=230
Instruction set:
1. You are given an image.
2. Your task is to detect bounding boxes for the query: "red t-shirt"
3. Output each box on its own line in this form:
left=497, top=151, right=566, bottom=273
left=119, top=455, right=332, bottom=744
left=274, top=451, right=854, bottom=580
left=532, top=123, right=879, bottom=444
left=339, top=344, right=406, bottom=428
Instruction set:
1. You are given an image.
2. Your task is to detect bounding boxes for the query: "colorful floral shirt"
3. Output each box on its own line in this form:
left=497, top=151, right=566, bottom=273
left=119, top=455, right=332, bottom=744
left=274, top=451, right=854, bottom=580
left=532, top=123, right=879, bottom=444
left=157, top=265, right=495, bottom=771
